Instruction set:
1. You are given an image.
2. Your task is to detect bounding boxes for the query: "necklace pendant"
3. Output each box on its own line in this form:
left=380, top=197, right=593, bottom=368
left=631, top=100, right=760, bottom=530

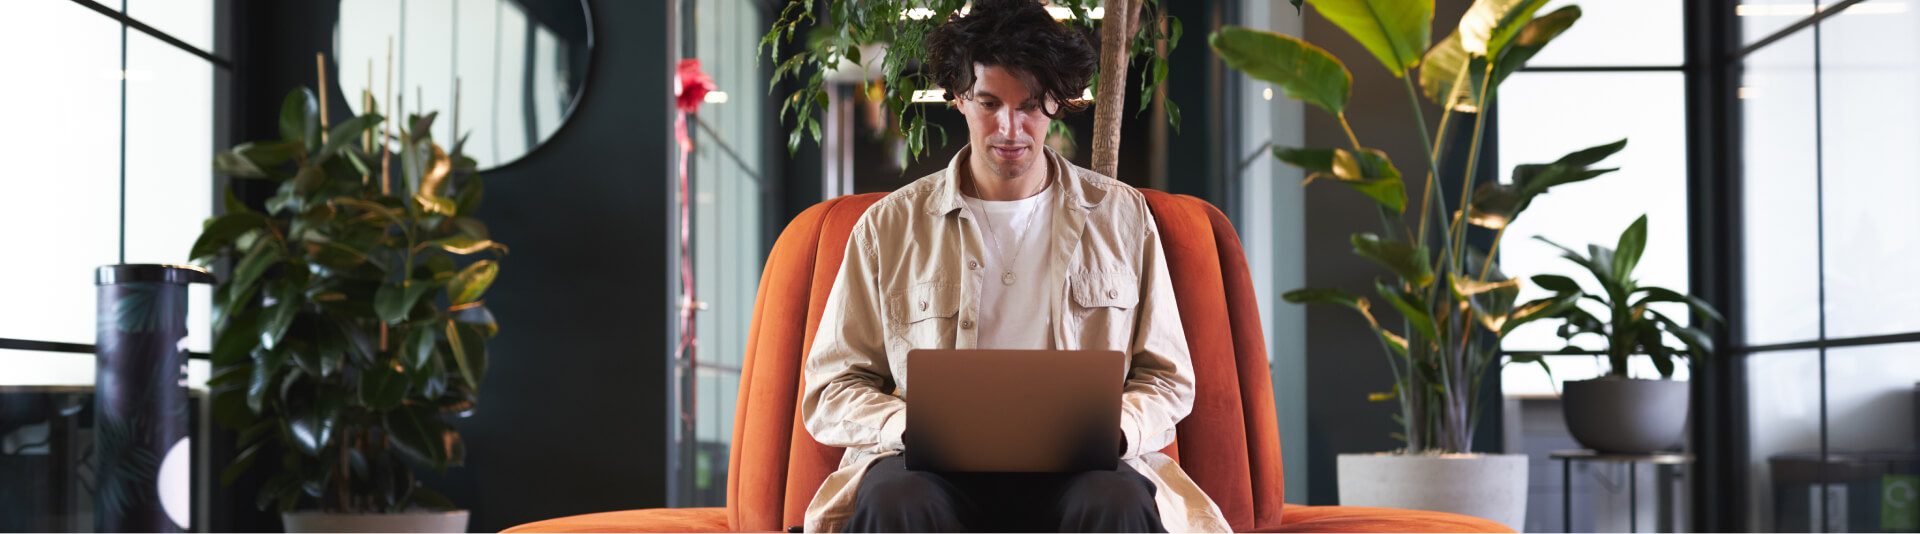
left=1001, top=270, right=1017, bottom=286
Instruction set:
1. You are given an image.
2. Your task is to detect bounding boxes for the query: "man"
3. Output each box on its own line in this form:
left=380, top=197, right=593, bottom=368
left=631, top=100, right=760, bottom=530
left=800, top=0, right=1229, bottom=531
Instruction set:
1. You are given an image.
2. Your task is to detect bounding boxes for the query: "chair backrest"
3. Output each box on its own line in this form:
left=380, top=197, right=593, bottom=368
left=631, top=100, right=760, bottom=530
left=724, top=190, right=1286, bottom=532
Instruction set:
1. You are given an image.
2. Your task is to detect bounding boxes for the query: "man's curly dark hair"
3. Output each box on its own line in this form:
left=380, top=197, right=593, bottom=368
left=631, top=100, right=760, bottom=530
left=924, top=0, right=1098, bottom=118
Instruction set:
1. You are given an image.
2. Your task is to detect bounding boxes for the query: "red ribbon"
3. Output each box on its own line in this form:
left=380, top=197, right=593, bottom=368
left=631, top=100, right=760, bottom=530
left=673, top=59, right=713, bottom=434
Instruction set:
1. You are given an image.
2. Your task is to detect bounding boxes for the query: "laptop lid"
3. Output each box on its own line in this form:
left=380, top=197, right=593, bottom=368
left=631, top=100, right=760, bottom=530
left=903, top=349, right=1127, bottom=473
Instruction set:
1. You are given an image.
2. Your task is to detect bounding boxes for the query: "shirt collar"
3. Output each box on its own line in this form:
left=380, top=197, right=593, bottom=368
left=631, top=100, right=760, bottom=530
left=928, top=144, right=1105, bottom=216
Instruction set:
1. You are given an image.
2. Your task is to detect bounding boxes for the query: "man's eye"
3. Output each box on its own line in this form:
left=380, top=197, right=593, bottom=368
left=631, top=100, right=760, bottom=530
left=981, top=101, right=1000, bottom=109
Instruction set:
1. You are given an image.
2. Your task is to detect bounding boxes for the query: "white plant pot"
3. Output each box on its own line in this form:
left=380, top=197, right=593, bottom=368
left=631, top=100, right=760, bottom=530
left=282, top=510, right=470, bottom=533
left=1338, top=452, right=1528, bottom=531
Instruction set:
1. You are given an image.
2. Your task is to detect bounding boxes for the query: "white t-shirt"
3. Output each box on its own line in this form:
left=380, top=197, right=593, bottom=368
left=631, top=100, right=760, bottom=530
left=962, top=184, right=1057, bottom=350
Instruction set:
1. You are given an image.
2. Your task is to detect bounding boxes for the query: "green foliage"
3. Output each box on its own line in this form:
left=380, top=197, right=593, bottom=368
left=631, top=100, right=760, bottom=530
left=1530, top=215, right=1724, bottom=378
left=760, top=0, right=1181, bottom=159
left=1214, top=0, right=1659, bottom=453
left=196, top=87, right=503, bottom=514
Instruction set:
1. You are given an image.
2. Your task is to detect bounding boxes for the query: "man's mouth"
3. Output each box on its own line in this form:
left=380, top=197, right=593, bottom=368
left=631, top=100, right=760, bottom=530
left=991, top=145, right=1028, bottom=160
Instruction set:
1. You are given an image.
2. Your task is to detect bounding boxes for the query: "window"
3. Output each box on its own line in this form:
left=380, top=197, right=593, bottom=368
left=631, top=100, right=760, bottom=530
left=0, top=0, right=224, bottom=386
left=1735, top=1, right=1920, bottom=531
left=670, top=0, right=775, bottom=507
left=1494, top=1, right=1690, bottom=383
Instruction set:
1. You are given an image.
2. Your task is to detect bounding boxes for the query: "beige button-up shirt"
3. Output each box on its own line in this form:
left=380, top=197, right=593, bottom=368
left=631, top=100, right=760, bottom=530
left=800, top=146, right=1230, bottom=532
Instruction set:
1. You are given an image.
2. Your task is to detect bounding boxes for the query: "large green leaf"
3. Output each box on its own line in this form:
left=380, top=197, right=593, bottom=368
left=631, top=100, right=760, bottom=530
left=1530, top=274, right=1582, bottom=293
left=1457, top=0, right=1550, bottom=57
left=445, top=320, right=487, bottom=392
left=1633, top=286, right=1726, bottom=324
left=1514, top=139, right=1627, bottom=197
left=229, top=240, right=282, bottom=300
left=1281, top=146, right=1407, bottom=212
left=287, top=409, right=335, bottom=457
left=191, top=212, right=270, bottom=262
left=374, top=281, right=437, bottom=324
left=447, top=260, right=499, bottom=305
left=1418, top=32, right=1487, bottom=112
left=315, top=113, right=385, bottom=165
left=1351, top=233, right=1435, bottom=288
left=1306, top=0, right=1432, bottom=78
left=256, top=285, right=299, bottom=351
left=247, top=347, right=287, bottom=413
left=1376, top=279, right=1438, bottom=342
left=279, top=88, right=319, bottom=148
left=1209, top=26, right=1351, bottom=115
left=1612, top=214, right=1649, bottom=282
left=1423, top=4, right=1578, bottom=112
left=1489, top=6, right=1581, bottom=83
left=1467, top=139, right=1626, bottom=229
left=399, top=324, right=437, bottom=372
left=384, top=404, right=461, bottom=471
left=359, top=363, right=409, bottom=411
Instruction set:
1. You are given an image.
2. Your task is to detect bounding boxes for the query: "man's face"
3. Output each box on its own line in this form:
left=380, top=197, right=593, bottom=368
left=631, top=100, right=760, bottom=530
left=955, top=63, right=1055, bottom=183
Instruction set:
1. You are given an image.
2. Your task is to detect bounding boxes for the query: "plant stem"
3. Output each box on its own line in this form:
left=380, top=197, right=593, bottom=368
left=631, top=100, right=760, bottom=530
left=1451, top=62, right=1496, bottom=274
left=1337, top=113, right=1364, bottom=152
left=1400, top=76, right=1452, bottom=262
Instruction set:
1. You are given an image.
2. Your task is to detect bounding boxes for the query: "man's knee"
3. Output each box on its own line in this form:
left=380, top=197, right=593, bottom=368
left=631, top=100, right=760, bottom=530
left=856, top=470, right=962, bottom=509
left=1059, top=469, right=1156, bottom=508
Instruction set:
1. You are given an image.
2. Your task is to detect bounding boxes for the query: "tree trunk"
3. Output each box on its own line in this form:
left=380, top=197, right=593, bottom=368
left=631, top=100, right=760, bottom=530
left=1089, top=0, right=1140, bottom=178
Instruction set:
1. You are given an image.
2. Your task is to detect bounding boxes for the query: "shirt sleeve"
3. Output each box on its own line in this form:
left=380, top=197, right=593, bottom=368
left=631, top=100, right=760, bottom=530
left=800, top=219, right=908, bottom=452
left=1118, top=207, right=1196, bottom=460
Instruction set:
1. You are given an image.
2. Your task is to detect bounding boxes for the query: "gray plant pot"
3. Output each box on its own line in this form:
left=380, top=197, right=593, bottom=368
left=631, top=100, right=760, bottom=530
left=1562, top=378, right=1690, bottom=454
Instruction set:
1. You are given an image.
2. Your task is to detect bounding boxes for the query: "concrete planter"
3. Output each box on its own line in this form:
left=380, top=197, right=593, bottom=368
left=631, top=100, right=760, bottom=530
left=1562, top=377, right=1689, bottom=454
left=282, top=510, right=469, bottom=533
left=1337, top=452, right=1528, bottom=531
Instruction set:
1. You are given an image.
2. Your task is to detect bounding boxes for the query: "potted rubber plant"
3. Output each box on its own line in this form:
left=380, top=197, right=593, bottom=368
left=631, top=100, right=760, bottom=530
left=1210, top=0, right=1611, bottom=528
left=1528, top=214, right=1723, bottom=454
left=192, top=86, right=504, bottom=532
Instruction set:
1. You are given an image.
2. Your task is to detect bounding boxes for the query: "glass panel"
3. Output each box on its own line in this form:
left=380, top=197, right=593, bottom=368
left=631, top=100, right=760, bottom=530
left=0, top=1, right=123, bottom=345
left=125, top=31, right=215, bottom=353
left=1524, top=0, right=1682, bottom=67
left=678, top=0, right=772, bottom=507
left=1822, top=343, right=1920, bottom=533
left=1819, top=0, right=1920, bottom=340
left=1741, top=29, right=1820, bottom=346
left=125, top=0, right=214, bottom=54
left=1746, top=349, right=1825, bottom=531
left=1738, top=0, right=1816, bottom=46
left=1494, top=72, right=1690, bottom=355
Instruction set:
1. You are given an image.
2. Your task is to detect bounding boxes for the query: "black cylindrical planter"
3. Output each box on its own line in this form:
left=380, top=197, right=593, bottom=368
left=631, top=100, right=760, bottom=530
left=94, top=264, right=212, bottom=533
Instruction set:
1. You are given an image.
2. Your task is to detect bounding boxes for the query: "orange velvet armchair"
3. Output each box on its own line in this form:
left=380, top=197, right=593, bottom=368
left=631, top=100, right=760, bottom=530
left=505, top=191, right=1511, bottom=533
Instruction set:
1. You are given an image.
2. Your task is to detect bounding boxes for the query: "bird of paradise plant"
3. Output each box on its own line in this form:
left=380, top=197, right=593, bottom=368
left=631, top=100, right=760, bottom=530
left=1211, top=0, right=1626, bottom=453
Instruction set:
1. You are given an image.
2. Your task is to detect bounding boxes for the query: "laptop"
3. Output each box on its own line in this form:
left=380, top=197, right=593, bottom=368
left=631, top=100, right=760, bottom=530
left=903, top=349, right=1127, bottom=473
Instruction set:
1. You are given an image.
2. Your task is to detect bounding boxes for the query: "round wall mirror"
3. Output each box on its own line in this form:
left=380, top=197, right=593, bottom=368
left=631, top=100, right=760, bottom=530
left=333, top=0, right=592, bottom=170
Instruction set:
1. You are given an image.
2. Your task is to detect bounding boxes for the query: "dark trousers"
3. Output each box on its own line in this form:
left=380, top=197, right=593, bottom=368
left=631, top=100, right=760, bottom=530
left=844, top=456, right=1166, bottom=533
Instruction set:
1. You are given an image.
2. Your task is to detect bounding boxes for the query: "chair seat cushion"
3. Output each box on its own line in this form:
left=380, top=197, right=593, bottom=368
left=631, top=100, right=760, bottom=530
left=1256, top=505, right=1514, bottom=533
left=501, top=507, right=734, bottom=533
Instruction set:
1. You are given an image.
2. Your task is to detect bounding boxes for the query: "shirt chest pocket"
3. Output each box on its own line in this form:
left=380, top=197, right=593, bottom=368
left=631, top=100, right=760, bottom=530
left=1068, top=271, right=1139, bottom=349
left=891, top=280, right=958, bottom=349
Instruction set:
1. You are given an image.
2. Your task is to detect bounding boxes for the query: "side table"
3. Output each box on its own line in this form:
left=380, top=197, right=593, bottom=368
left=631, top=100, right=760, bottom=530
left=1551, top=449, right=1693, bottom=533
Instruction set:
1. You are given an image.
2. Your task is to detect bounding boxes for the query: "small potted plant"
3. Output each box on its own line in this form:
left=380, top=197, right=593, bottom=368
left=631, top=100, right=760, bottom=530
left=1527, top=214, right=1722, bottom=454
left=192, top=85, right=504, bottom=532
